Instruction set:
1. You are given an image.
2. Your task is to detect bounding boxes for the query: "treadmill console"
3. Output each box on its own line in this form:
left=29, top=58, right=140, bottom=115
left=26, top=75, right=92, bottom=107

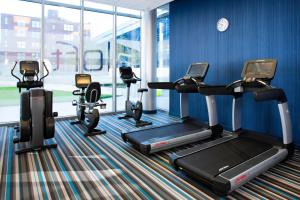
left=242, top=59, right=277, bottom=82
left=185, top=63, right=209, bottom=81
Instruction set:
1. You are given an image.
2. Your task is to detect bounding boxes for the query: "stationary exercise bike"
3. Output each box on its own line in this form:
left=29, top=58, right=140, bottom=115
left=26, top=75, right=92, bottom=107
left=118, top=66, right=152, bottom=127
left=11, top=60, right=58, bottom=154
left=71, top=74, right=106, bottom=136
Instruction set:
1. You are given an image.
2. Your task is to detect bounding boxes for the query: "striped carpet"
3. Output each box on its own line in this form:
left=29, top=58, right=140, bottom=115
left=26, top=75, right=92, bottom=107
left=0, top=111, right=299, bottom=200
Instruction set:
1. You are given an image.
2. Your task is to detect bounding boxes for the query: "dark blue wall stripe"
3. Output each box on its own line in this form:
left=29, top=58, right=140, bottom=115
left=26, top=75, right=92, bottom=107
left=169, top=0, right=300, bottom=146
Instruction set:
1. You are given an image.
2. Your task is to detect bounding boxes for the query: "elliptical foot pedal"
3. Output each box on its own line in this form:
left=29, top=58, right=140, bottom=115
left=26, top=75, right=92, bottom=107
left=135, top=120, right=152, bottom=128
left=71, top=121, right=81, bottom=125
left=118, top=114, right=131, bottom=120
left=84, top=129, right=106, bottom=137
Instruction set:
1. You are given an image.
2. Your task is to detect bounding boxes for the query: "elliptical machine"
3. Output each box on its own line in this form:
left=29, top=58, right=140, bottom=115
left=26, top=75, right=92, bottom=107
left=118, top=66, right=152, bottom=127
left=11, top=60, right=58, bottom=154
left=71, top=74, right=106, bottom=136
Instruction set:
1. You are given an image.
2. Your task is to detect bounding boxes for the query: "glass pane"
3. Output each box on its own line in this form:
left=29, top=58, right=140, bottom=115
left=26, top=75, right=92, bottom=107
left=116, top=16, right=141, bottom=111
left=84, top=11, right=113, bottom=112
left=44, top=5, right=80, bottom=117
left=117, top=7, right=141, bottom=17
left=156, top=5, right=170, bottom=111
left=84, top=0, right=113, bottom=11
left=45, top=0, right=80, bottom=6
left=0, top=0, right=41, bottom=122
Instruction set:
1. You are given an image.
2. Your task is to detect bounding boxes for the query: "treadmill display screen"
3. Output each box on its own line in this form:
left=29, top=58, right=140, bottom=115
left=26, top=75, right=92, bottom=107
left=243, top=60, right=276, bottom=79
left=187, top=63, right=209, bottom=78
left=76, top=74, right=91, bottom=88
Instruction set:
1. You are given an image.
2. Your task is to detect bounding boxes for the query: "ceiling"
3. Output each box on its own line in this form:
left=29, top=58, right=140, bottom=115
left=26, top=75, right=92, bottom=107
left=92, top=0, right=173, bottom=11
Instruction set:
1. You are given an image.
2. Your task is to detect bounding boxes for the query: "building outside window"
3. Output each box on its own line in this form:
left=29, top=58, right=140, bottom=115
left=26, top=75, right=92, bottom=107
left=64, top=24, right=74, bottom=31
left=31, top=20, right=40, bottom=28
left=17, top=41, right=26, bottom=48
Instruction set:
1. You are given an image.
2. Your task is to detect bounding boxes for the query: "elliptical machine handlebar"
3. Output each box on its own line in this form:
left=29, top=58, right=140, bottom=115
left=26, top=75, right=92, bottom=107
left=40, top=62, right=50, bottom=82
left=11, top=61, right=21, bottom=82
left=11, top=61, right=50, bottom=82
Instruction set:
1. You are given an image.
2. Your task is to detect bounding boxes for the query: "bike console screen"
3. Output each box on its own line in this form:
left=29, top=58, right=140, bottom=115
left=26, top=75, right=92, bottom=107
left=75, top=74, right=91, bottom=88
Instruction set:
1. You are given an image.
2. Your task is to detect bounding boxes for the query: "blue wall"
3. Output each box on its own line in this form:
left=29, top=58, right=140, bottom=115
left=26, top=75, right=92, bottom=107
left=169, top=0, right=300, bottom=147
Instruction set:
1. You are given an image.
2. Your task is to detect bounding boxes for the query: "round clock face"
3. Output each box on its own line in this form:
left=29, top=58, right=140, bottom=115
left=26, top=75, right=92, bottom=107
left=217, top=18, right=229, bottom=32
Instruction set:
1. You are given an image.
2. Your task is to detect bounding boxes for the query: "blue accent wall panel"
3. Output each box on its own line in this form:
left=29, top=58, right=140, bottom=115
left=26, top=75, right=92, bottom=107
left=169, top=0, right=300, bottom=146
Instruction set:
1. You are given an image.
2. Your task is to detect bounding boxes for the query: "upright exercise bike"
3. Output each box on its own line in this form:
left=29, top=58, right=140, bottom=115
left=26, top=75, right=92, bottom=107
left=118, top=66, right=152, bottom=127
left=11, top=60, right=58, bottom=154
left=71, top=74, right=106, bottom=136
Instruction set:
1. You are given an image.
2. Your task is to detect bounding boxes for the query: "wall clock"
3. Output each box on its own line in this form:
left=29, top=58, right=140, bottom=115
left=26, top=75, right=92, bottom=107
left=217, top=18, right=229, bottom=32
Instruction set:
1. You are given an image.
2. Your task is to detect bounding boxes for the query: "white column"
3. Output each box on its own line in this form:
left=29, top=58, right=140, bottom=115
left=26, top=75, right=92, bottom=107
left=141, top=9, right=157, bottom=113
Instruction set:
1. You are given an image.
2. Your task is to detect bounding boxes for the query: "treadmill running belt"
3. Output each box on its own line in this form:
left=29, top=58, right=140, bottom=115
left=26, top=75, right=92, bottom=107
left=176, top=137, right=273, bottom=180
left=126, top=119, right=208, bottom=144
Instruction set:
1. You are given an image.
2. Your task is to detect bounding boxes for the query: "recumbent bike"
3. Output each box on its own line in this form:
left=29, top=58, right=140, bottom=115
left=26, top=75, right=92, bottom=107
left=11, top=60, right=58, bottom=154
left=71, top=74, right=106, bottom=136
left=118, top=66, right=152, bottom=127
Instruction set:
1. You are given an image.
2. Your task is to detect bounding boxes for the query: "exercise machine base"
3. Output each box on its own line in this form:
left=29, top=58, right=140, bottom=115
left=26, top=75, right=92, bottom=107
left=14, top=138, right=57, bottom=154
left=71, top=120, right=106, bottom=137
left=118, top=114, right=152, bottom=127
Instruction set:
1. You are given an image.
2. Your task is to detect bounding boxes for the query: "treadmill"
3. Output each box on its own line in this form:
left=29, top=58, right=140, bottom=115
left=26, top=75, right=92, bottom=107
left=121, top=63, right=223, bottom=154
left=170, top=59, right=294, bottom=195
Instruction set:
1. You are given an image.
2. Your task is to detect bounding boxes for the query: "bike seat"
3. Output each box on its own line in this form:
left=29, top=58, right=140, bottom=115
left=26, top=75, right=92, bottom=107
left=138, top=88, right=148, bottom=93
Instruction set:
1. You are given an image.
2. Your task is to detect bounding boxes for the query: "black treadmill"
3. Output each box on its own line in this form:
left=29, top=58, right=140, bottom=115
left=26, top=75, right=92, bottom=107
left=121, top=63, right=223, bottom=154
left=170, top=59, right=294, bottom=195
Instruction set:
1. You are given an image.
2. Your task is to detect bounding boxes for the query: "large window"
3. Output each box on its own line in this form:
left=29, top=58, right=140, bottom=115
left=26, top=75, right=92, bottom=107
left=44, top=5, right=80, bottom=116
left=156, top=4, right=170, bottom=111
left=0, top=0, right=41, bottom=122
left=116, top=16, right=141, bottom=111
left=0, top=0, right=141, bottom=122
left=84, top=11, right=113, bottom=112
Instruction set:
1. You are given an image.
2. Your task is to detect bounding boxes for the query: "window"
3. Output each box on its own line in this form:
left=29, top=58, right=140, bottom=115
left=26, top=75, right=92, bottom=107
left=0, top=0, right=41, bottom=122
left=0, top=0, right=144, bottom=122
left=17, top=41, right=26, bottom=49
left=16, top=21, right=26, bottom=27
left=44, top=5, right=80, bottom=117
left=63, top=34, right=74, bottom=41
left=32, top=20, right=40, bottom=28
left=84, top=11, right=113, bottom=113
left=117, top=7, right=141, bottom=17
left=4, top=17, right=8, bottom=24
left=116, top=16, right=141, bottom=111
left=64, top=24, right=74, bottom=31
left=84, top=1, right=113, bottom=11
left=156, top=4, right=170, bottom=111
left=46, top=0, right=80, bottom=6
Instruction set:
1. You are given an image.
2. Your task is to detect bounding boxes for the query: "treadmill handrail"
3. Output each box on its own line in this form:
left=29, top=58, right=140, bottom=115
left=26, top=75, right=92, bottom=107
left=253, top=88, right=287, bottom=103
left=148, top=82, right=175, bottom=90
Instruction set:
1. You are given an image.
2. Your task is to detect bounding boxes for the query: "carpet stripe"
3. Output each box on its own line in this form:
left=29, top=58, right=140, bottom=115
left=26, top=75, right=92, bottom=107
left=0, top=111, right=299, bottom=199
